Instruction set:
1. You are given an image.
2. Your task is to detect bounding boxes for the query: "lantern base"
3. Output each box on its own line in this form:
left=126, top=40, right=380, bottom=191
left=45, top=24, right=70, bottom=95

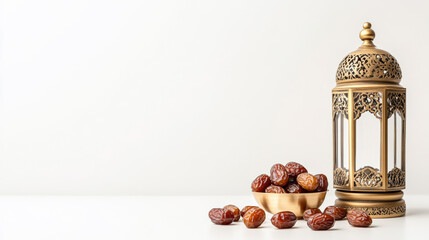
left=334, top=190, right=406, bottom=218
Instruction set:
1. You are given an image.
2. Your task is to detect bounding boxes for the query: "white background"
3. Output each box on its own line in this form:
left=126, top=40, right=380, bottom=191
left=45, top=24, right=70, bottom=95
left=0, top=0, right=428, bottom=195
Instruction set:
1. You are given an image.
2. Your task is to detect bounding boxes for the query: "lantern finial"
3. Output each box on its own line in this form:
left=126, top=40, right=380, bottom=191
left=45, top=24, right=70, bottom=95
left=359, top=22, right=375, bottom=47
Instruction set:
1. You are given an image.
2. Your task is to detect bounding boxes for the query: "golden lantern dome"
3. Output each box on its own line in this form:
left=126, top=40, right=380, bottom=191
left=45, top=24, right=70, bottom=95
left=332, top=22, right=406, bottom=218
left=336, top=22, right=402, bottom=85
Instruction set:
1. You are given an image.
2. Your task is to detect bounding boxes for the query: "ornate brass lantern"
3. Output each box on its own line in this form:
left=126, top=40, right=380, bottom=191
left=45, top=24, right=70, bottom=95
left=332, top=22, right=406, bottom=218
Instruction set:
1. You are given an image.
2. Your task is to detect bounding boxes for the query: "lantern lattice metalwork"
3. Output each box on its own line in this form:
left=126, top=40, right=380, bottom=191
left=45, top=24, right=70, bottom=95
left=332, top=22, right=406, bottom=218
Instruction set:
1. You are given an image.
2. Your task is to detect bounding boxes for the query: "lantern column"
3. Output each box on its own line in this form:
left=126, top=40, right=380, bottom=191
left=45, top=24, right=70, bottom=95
left=332, top=22, right=406, bottom=218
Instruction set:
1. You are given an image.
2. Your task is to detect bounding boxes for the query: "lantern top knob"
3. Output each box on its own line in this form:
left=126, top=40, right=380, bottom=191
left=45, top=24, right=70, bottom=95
left=359, top=22, right=375, bottom=47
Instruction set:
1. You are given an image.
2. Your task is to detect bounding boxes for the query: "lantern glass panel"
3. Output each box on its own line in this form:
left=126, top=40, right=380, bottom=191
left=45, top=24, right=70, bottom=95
left=334, top=112, right=349, bottom=171
left=388, top=111, right=404, bottom=171
left=355, top=112, right=381, bottom=187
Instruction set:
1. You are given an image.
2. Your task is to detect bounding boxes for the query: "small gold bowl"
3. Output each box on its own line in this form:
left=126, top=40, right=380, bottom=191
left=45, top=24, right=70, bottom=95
left=252, top=191, right=327, bottom=218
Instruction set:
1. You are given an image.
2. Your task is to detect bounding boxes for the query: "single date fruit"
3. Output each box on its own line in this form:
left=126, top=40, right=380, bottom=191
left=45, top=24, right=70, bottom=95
left=347, top=209, right=372, bottom=227
left=315, top=174, right=328, bottom=192
left=324, top=206, right=347, bottom=220
left=271, top=211, right=297, bottom=229
left=208, top=208, right=234, bottom=225
left=224, top=204, right=240, bottom=221
left=243, top=207, right=266, bottom=228
left=265, top=185, right=286, bottom=193
left=284, top=183, right=305, bottom=193
left=251, top=174, right=271, bottom=192
left=297, top=173, right=319, bottom=192
left=303, top=208, right=322, bottom=221
left=307, top=213, right=335, bottom=230
left=241, top=206, right=258, bottom=217
left=270, top=164, right=289, bottom=187
left=284, top=162, right=308, bottom=177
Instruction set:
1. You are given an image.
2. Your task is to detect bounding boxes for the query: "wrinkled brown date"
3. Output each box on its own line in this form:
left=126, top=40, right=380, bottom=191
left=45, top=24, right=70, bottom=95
left=240, top=206, right=258, bottom=217
left=324, top=206, right=347, bottom=220
left=224, top=204, right=240, bottom=221
left=271, top=211, right=297, bottom=229
left=265, top=185, right=286, bottom=193
left=315, top=174, right=328, bottom=192
left=251, top=174, right=271, bottom=192
left=303, top=208, right=322, bottom=221
left=243, top=207, right=266, bottom=228
left=284, top=162, right=308, bottom=177
left=270, top=164, right=289, bottom=187
left=307, top=213, right=335, bottom=230
left=284, top=183, right=305, bottom=193
left=297, top=173, right=319, bottom=192
left=347, top=209, right=372, bottom=227
left=209, top=208, right=234, bottom=225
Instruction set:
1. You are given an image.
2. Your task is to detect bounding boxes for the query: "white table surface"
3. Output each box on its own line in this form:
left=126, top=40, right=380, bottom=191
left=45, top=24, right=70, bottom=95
left=0, top=194, right=427, bottom=240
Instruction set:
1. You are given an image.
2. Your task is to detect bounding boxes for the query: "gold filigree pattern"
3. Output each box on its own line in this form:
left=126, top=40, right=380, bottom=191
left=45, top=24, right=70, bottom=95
left=336, top=54, right=402, bottom=82
left=387, top=92, right=406, bottom=119
left=338, top=205, right=406, bottom=217
left=332, top=93, right=349, bottom=119
left=334, top=168, right=349, bottom=186
left=353, top=92, right=382, bottom=120
left=354, top=166, right=383, bottom=187
left=388, top=167, right=405, bottom=188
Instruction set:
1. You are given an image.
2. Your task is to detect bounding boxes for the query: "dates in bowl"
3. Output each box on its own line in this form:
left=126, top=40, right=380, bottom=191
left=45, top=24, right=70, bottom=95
left=251, top=162, right=328, bottom=218
left=252, top=162, right=328, bottom=193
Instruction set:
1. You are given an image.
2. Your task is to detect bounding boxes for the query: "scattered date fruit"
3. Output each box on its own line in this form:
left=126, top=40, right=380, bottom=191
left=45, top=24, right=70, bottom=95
left=243, top=207, right=266, bottom=228
left=241, top=206, right=258, bottom=217
left=271, top=211, right=297, bottom=229
left=209, top=208, right=234, bottom=225
left=303, top=208, right=322, bottom=221
left=224, top=204, right=240, bottom=221
left=347, top=209, right=372, bottom=227
left=323, top=206, right=347, bottom=220
left=307, top=213, right=335, bottom=230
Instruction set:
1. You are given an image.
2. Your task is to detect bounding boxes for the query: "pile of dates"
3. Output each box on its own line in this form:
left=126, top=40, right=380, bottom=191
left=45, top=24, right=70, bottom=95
left=252, top=162, right=328, bottom=193
left=209, top=204, right=372, bottom=230
left=209, top=161, right=373, bottom=230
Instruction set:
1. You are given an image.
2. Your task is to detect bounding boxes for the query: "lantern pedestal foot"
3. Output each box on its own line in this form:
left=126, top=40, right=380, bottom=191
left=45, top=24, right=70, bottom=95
left=334, top=190, right=406, bottom=218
